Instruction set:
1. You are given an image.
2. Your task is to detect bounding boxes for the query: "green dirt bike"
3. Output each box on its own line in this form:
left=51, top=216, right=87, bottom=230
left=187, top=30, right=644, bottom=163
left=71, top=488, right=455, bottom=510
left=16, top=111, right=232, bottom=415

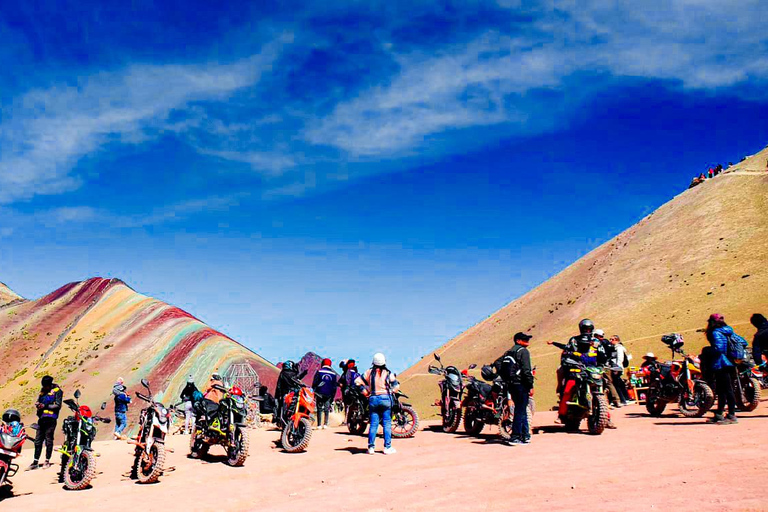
left=559, top=359, right=609, bottom=435
left=346, top=388, right=419, bottom=438
left=189, top=384, right=250, bottom=467
left=58, top=390, right=110, bottom=490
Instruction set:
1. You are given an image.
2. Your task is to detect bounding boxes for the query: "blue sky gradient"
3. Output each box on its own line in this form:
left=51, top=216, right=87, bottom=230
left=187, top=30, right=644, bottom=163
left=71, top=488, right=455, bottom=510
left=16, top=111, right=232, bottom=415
left=2, top=1, right=768, bottom=371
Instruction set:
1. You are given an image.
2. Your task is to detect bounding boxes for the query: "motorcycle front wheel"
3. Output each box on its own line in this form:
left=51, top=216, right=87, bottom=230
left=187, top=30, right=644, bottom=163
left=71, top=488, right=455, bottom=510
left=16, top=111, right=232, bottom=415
left=645, top=383, right=667, bottom=417
left=63, top=450, right=96, bottom=490
left=282, top=417, right=312, bottom=453
left=679, top=381, right=715, bottom=417
left=136, top=442, right=166, bottom=483
left=391, top=405, right=419, bottom=438
left=737, top=377, right=761, bottom=412
left=442, top=400, right=462, bottom=433
left=587, top=394, right=609, bottom=435
left=227, top=427, right=250, bottom=466
left=463, top=407, right=485, bottom=436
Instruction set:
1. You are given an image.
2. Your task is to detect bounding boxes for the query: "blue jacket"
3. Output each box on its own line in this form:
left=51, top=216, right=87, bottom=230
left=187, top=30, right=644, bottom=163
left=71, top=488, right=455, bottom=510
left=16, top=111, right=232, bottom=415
left=114, top=392, right=131, bottom=413
left=709, top=326, right=747, bottom=370
left=312, top=367, right=339, bottom=398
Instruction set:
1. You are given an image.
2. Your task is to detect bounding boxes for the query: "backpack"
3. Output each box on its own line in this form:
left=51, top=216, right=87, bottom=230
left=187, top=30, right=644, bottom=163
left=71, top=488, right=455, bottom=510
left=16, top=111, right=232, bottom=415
left=499, top=348, right=521, bottom=381
left=726, top=332, right=748, bottom=363
left=622, top=350, right=630, bottom=369
left=192, top=390, right=204, bottom=403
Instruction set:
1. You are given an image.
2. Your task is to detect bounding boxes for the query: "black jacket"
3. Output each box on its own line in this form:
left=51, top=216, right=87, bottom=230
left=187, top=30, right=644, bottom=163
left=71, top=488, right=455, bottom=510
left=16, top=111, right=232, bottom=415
left=753, top=321, right=768, bottom=363
left=180, top=382, right=198, bottom=402
left=275, top=368, right=307, bottom=399
left=494, top=344, right=534, bottom=389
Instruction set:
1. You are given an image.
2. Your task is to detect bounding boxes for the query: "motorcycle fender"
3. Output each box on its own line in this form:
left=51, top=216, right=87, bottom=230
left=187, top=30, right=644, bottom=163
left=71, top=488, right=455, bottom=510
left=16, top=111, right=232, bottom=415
left=0, top=448, right=17, bottom=457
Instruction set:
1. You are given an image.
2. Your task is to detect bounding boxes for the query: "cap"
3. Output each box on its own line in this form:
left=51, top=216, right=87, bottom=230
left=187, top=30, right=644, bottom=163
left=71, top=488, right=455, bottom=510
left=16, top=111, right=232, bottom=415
left=594, top=329, right=605, bottom=337
left=643, top=352, right=657, bottom=359
left=709, top=313, right=724, bottom=322
left=322, top=358, right=332, bottom=367
left=513, top=332, right=532, bottom=342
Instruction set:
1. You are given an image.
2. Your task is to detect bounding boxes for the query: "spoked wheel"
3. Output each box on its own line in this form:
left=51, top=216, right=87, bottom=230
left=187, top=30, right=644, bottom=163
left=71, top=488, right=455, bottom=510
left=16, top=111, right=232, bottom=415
left=281, top=417, right=312, bottom=453
left=587, top=394, right=609, bottom=435
left=227, top=427, right=250, bottom=466
left=188, top=431, right=209, bottom=459
left=136, top=443, right=166, bottom=483
left=738, top=378, right=761, bottom=412
left=63, top=451, right=96, bottom=490
left=679, top=381, right=715, bottom=417
left=346, top=402, right=367, bottom=435
left=498, top=403, right=513, bottom=441
left=463, top=407, right=485, bottom=435
left=442, top=401, right=462, bottom=433
left=391, top=405, right=419, bottom=438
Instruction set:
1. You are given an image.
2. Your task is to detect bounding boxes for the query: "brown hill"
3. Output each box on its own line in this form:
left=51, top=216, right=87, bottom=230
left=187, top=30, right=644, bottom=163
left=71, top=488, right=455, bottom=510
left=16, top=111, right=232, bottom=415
left=0, top=277, right=279, bottom=435
left=401, top=145, right=768, bottom=415
left=0, top=281, right=24, bottom=308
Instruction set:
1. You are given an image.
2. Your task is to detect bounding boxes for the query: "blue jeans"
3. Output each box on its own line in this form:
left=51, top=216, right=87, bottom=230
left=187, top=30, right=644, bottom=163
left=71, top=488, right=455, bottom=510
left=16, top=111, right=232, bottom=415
left=510, top=383, right=530, bottom=441
left=115, top=412, right=127, bottom=435
left=368, top=395, right=392, bottom=449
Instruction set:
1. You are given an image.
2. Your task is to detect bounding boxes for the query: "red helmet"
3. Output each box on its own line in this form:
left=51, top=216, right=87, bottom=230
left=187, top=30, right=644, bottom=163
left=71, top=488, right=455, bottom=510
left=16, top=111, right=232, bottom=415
left=230, top=386, right=243, bottom=396
left=78, top=405, right=93, bottom=419
left=461, top=369, right=468, bottom=376
left=322, top=358, right=332, bottom=367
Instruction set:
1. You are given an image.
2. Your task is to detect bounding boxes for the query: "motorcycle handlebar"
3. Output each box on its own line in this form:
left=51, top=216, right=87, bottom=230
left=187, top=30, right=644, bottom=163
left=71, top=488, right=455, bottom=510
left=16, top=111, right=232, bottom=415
left=136, top=392, right=152, bottom=403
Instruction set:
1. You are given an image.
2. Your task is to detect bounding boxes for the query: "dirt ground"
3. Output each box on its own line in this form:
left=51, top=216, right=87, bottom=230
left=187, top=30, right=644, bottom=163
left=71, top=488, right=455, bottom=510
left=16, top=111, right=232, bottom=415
left=4, top=401, right=767, bottom=512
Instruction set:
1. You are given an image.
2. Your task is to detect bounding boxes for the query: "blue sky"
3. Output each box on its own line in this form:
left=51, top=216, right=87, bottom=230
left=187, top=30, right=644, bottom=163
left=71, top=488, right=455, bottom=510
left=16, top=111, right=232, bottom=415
left=2, top=1, right=768, bottom=371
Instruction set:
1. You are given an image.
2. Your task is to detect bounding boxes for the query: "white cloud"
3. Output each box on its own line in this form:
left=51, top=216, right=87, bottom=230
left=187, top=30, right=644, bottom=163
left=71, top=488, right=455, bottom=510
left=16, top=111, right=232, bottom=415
left=307, top=0, right=768, bottom=156
left=0, top=44, right=284, bottom=205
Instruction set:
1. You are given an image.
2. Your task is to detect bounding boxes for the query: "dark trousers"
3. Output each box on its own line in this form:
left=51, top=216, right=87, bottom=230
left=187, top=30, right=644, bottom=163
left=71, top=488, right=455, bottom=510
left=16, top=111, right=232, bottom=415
left=510, top=383, right=530, bottom=441
left=611, top=371, right=631, bottom=403
left=34, top=416, right=57, bottom=462
left=316, top=393, right=332, bottom=426
left=714, top=368, right=736, bottom=416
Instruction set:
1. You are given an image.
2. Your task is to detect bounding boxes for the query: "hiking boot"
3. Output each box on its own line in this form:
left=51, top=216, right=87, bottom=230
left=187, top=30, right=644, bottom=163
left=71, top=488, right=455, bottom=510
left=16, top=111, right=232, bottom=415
left=26, top=461, right=40, bottom=471
left=367, top=447, right=375, bottom=455
left=383, top=447, right=397, bottom=455
left=709, top=413, right=725, bottom=424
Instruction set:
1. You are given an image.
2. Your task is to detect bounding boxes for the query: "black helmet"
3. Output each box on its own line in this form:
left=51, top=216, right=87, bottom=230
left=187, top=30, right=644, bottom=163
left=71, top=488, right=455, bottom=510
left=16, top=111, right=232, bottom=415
left=2, top=409, right=21, bottom=423
left=480, top=365, right=497, bottom=382
left=578, top=319, right=595, bottom=335
left=282, top=360, right=296, bottom=372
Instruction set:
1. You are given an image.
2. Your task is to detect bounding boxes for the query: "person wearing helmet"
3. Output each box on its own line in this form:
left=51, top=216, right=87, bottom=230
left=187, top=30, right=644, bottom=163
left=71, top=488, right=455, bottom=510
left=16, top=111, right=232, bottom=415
left=338, top=360, right=360, bottom=425
left=274, top=361, right=307, bottom=424
left=28, top=375, right=63, bottom=470
left=355, top=353, right=399, bottom=455
left=204, top=372, right=225, bottom=404
left=312, top=358, right=338, bottom=429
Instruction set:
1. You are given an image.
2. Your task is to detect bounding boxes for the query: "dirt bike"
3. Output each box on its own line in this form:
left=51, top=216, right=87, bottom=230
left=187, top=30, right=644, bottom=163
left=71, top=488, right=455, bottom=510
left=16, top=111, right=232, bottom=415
left=275, top=378, right=315, bottom=453
left=58, top=390, right=110, bottom=489
left=646, top=334, right=714, bottom=417
left=0, top=409, right=26, bottom=493
left=726, top=361, right=761, bottom=412
left=428, top=353, right=468, bottom=433
left=559, top=358, right=609, bottom=435
left=189, top=384, right=249, bottom=466
left=346, top=387, right=419, bottom=438
left=462, top=365, right=534, bottom=440
left=129, top=378, right=170, bottom=483
left=751, top=361, right=768, bottom=390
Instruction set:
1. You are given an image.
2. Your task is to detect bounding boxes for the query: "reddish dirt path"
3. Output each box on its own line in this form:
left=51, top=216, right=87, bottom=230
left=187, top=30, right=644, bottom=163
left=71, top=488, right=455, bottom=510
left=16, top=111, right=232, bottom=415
left=5, top=402, right=767, bottom=511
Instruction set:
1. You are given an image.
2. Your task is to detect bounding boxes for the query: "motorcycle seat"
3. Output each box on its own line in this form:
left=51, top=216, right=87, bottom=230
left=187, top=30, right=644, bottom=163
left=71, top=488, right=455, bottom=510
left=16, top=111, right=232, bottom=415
left=196, top=398, right=219, bottom=417
left=476, top=382, right=492, bottom=397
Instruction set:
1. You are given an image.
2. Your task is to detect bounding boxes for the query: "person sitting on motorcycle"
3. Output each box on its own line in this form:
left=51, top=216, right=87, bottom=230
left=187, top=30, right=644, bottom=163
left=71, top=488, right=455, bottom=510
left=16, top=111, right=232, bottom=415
left=203, top=373, right=225, bottom=404
left=275, top=361, right=307, bottom=423
left=355, top=353, right=399, bottom=455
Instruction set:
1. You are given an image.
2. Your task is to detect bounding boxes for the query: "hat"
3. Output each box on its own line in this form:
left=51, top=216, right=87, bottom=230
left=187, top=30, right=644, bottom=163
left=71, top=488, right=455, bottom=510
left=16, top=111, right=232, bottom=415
left=322, top=358, right=332, bottom=367
left=709, top=313, right=724, bottom=322
left=594, top=329, right=605, bottom=337
left=187, top=375, right=195, bottom=383
left=513, top=332, right=532, bottom=342
left=643, top=352, right=657, bottom=360
left=372, top=353, right=386, bottom=367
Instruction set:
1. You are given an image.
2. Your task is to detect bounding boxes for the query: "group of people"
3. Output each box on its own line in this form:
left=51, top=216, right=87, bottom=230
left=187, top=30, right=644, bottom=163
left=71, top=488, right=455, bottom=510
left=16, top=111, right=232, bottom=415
left=688, top=163, right=725, bottom=188
left=274, top=353, right=399, bottom=454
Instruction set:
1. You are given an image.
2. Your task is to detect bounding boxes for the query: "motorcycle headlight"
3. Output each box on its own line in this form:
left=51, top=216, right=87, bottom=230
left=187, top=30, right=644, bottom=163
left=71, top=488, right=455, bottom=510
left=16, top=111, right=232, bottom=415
left=233, top=396, right=245, bottom=409
left=0, top=432, right=15, bottom=449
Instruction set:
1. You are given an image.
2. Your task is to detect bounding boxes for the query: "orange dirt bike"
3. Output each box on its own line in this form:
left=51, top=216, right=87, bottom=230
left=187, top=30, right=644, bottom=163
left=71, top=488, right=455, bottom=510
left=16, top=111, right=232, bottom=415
left=129, top=378, right=170, bottom=483
left=276, top=378, right=315, bottom=453
left=646, top=334, right=714, bottom=417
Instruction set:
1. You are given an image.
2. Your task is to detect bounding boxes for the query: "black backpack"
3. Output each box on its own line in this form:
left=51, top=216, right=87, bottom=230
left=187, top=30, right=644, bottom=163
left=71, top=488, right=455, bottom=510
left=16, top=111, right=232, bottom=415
left=499, top=348, right=522, bottom=381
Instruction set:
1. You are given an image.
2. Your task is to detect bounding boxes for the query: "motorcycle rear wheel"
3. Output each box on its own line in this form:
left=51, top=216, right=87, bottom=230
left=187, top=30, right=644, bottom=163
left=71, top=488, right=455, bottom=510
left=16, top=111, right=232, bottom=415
left=645, top=383, right=667, bottom=417
left=346, top=402, right=367, bottom=435
left=463, top=408, right=485, bottom=436
left=136, top=443, right=166, bottom=483
left=64, top=450, right=96, bottom=490
left=391, top=405, right=419, bottom=438
left=227, top=427, right=249, bottom=466
left=738, top=378, right=761, bottom=412
left=679, top=381, right=715, bottom=417
left=189, top=432, right=209, bottom=459
left=282, top=417, right=312, bottom=453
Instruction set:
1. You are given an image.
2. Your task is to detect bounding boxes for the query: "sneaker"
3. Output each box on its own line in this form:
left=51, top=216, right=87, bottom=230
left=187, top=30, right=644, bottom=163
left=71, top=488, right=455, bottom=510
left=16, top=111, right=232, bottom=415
left=722, top=414, right=738, bottom=425
left=367, top=447, right=375, bottom=455
left=606, top=422, right=618, bottom=430
left=709, top=413, right=725, bottom=424
left=508, top=438, right=523, bottom=445
left=521, top=437, right=531, bottom=444
left=383, top=447, right=397, bottom=455
left=620, top=401, right=628, bottom=406
left=26, top=462, right=40, bottom=471
left=323, top=425, right=328, bottom=430
left=42, top=460, right=52, bottom=468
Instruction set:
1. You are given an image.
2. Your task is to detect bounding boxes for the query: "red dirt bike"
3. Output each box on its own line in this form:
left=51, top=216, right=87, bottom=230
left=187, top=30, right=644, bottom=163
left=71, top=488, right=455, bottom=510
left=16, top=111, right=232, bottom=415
left=277, top=378, right=315, bottom=453
left=0, top=409, right=26, bottom=494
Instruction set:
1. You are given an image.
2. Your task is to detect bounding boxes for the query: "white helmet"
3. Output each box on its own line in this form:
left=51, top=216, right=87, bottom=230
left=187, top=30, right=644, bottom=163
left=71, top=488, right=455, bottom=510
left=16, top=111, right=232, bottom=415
left=644, top=352, right=656, bottom=359
left=372, top=353, right=386, bottom=367
left=594, top=329, right=605, bottom=337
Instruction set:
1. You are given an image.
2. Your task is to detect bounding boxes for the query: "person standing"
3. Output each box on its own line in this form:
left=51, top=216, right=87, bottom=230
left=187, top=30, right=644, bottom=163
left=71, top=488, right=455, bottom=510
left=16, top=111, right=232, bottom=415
left=706, top=313, right=747, bottom=424
left=180, top=376, right=199, bottom=435
left=355, top=353, right=398, bottom=455
left=312, top=358, right=338, bottom=430
left=750, top=313, right=768, bottom=364
left=610, top=336, right=632, bottom=405
left=495, top=332, right=534, bottom=445
left=27, top=376, right=63, bottom=470
left=113, top=385, right=131, bottom=440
